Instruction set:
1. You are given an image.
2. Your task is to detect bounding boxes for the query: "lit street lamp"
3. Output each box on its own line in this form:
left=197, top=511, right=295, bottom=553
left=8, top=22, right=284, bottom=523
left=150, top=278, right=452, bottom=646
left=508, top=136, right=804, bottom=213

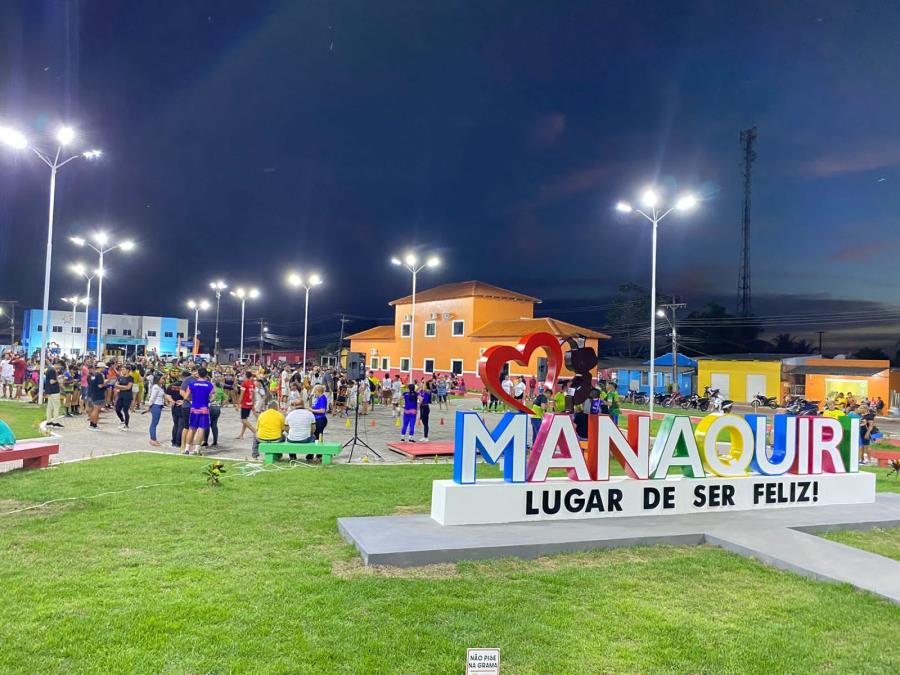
left=208, top=280, right=228, bottom=362
left=0, top=123, right=102, bottom=402
left=230, top=287, right=260, bottom=363
left=61, top=295, right=87, bottom=357
left=70, top=263, right=102, bottom=356
left=391, top=252, right=440, bottom=381
left=287, top=272, right=323, bottom=375
left=70, top=233, right=135, bottom=358
left=187, top=299, right=211, bottom=357
left=616, top=188, right=697, bottom=419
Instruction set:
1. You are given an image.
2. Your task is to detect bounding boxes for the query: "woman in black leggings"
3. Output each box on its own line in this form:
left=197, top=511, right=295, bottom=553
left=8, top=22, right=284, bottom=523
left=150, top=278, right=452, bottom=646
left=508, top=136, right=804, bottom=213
left=114, top=368, right=134, bottom=430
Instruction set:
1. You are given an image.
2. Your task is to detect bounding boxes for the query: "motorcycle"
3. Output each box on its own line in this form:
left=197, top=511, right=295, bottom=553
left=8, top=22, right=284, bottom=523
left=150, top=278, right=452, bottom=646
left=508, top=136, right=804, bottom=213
left=665, top=392, right=688, bottom=408
left=751, top=393, right=778, bottom=410
left=785, top=398, right=820, bottom=416
left=680, top=393, right=702, bottom=410
left=624, top=390, right=647, bottom=406
left=704, top=386, right=733, bottom=414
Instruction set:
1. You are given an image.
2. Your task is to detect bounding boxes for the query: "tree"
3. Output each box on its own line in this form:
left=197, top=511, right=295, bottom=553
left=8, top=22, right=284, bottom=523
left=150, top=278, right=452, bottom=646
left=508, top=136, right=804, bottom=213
left=769, top=333, right=814, bottom=354
left=853, top=347, right=890, bottom=360
left=678, top=303, right=763, bottom=355
left=605, top=284, right=653, bottom=357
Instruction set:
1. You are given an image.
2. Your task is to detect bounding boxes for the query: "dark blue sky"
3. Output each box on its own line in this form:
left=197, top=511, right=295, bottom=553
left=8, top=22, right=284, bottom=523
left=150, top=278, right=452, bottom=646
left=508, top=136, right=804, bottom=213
left=2, top=1, right=899, bottom=350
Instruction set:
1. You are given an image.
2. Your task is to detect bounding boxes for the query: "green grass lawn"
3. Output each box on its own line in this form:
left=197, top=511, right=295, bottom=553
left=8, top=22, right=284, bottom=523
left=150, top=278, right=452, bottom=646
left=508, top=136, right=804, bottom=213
left=1, top=455, right=899, bottom=673
left=822, top=528, right=900, bottom=562
left=0, top=400, right=45, bottom=439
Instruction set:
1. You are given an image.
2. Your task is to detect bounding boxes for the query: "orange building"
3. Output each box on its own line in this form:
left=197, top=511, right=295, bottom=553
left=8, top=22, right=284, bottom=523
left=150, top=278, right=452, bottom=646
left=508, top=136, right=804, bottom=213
left=788, top=358, right=900, bottom=405
left=347, top=281, right=608, bottom=387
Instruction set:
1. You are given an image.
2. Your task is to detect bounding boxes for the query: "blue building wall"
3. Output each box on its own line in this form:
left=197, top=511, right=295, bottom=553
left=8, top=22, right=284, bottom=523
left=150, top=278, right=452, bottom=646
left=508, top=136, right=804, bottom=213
left=160, top=317, right=178, bottom=355
left=615, top=354, right=697, bottom=396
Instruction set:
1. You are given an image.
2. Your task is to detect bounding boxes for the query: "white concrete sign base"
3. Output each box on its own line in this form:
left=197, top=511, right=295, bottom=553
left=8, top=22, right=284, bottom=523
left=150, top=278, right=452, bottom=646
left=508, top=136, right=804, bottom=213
left=431, top=472, right=875, bottom=526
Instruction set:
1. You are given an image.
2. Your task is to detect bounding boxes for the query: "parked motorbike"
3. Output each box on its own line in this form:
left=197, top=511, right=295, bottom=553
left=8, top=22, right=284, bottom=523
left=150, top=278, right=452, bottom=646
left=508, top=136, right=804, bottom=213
left=785, top=398, right=820, bottom=416
left=665, top=392, right=688, bottom=408
left=704, top=386, right=734, bottom=414
left=751, top=393, right=778, bottom=410
left=624, top=390, right=647, bottom=406
left=680, top=393, right=702, bottom=410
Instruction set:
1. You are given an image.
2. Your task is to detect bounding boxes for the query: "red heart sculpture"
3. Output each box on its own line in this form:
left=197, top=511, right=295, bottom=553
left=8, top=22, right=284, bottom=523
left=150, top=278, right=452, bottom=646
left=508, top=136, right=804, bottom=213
left=478, top=332, right=563, bottom=415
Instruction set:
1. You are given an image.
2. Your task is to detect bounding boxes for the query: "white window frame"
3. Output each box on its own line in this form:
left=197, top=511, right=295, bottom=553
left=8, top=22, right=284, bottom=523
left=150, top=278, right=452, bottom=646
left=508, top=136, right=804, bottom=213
left=399, top=357, right=410, bottom=372
left=72, top=326, right=82, bottom=334
left=423, top=358, right=435, bottom=374
left=106, top=328, right=117, bottom=335
left=146, top=330, right=157, bottom=337
left=450, top=358, right=464, bottom=375
left=52, top=325, right=63, bottom=333
left=380, top=357, right=390, bottom=370
left=424, top=321, right=437, bottom=338
left=370, top=356, right=379, bottom=370
left=122, top=329, right=133, bottom=336
left=400, top=323, right=411, bottom=338
left=451, top=320, right=465, bottom=337
left=164, top=331, right=173, bottom=338
left=89, top=327, right=98, bottom=335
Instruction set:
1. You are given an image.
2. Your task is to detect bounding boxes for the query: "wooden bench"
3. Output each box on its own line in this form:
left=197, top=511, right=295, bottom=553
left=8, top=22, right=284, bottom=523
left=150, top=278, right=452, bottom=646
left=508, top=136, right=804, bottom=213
left=0, top=441, right=60, bottom=470
left=258, top=441, right=342, bottom=465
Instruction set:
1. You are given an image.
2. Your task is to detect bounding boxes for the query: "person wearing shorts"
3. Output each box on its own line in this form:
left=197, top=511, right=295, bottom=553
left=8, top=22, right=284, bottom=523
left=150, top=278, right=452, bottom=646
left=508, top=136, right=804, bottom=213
left=238, top=371, right=256, bottom=439
left=183, top=367, right=214, bottom=455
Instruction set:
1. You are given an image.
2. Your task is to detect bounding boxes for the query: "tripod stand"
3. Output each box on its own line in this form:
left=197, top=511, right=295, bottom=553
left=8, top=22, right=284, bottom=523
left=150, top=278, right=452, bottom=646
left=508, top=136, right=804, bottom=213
left=343, top=378, right=382, bottom=462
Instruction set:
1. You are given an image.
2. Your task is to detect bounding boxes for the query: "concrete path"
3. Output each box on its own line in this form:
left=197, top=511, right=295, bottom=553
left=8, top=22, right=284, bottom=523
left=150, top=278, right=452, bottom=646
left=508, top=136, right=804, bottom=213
left=4, top=397, right=488, bottom=471
left=339, top=493, right=900, bottom=603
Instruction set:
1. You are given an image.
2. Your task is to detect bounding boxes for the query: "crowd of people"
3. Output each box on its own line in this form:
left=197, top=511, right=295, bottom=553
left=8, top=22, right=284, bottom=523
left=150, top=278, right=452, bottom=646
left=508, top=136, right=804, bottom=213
left=821, top=391, right=885, bottom=465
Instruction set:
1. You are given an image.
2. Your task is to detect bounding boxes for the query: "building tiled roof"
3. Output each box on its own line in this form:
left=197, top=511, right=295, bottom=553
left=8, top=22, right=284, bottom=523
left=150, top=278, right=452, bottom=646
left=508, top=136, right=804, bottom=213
left=469, top=317, right=609, bottom=340
left=389, top=281, right=540, bottom=306
left=346, top=325, right=395, bottom=341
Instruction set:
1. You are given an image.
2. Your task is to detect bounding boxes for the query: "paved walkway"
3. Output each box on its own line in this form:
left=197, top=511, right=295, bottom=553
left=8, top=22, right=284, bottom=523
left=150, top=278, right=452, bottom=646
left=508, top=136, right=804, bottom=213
left=12, top=397, right=490, bottom=469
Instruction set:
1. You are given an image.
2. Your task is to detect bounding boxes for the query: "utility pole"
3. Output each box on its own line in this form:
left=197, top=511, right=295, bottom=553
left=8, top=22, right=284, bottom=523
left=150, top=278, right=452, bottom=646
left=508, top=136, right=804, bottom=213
left=737, top=127, right=757, bottom=317
left=658, top=299, right=686, bottom=392
left=337, top=314, right=350, bottom=368
left=258, top=318, right=265, bottom=366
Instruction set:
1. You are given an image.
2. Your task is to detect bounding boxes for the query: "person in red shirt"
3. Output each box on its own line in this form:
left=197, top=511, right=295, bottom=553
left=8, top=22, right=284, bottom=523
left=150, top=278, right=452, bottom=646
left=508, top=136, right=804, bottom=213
left=12, top=355, right=27, bottom=400
left=238, top=371, right=256, bottom=440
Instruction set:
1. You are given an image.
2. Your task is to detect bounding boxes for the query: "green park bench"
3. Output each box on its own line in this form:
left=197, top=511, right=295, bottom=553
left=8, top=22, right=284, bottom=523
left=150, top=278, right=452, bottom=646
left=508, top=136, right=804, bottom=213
left=258, top=441, right=343, bottom=465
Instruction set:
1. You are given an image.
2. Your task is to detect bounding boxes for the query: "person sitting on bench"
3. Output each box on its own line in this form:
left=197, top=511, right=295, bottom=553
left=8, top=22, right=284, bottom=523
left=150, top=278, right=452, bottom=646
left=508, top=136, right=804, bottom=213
left=252, top=401, right=285, bottom=459
left=284, top=398, right=316, bottom=461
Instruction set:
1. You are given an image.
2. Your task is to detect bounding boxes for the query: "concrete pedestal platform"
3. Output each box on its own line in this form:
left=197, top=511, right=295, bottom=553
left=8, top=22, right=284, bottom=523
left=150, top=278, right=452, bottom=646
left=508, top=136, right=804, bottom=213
left=338, top=493, right=900, bottom=603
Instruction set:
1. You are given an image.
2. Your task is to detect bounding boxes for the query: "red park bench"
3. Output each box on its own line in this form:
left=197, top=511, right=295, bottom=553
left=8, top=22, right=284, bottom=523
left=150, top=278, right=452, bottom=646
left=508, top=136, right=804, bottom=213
left=0, top=440, right=60, bottom=470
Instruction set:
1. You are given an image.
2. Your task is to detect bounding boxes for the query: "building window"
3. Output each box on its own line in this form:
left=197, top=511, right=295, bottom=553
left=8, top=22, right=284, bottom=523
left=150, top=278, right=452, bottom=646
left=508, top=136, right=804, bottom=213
left=400, top=323, right=411, bottom=337
left=423, top=358, right=435, bottom=374
left=177, top=332, right=184, bottom=339
left=424, top=321, right=436, bottom=337
left=89, top=327, right=97, bottom=335
left=640, top=371, right=648, bottom=386
left=380, top=357, right=390, bottom=370
left=451, top=359, right=463, bottom=375
left=400, top=357, right=410, bottom=372
left=106, top=328, right=117, bottom=335
left=36, top=324, right=42, bottom=332
left=451, top=320, right=464, bottom=336
left=370, top=356, right=379, bottom=370
left=164, top=331, right=173, bottom=338
left=51, top=325, right=63, bottom=333
left=147, top=330, right=157, bottom=337
left=72, top=326, right=82, bottom=334
left=122, top=329, right=133, bottom=336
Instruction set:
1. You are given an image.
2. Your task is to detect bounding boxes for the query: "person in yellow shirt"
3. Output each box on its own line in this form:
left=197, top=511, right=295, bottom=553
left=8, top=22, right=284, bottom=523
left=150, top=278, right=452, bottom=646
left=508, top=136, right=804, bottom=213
left=252, top=401, right=285, bottom=459
left=822, top=400, right=844, bottom=419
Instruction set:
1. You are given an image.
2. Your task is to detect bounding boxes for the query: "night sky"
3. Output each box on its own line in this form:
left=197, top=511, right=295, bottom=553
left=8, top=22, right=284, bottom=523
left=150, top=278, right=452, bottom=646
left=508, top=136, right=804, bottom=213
left=2, top=1, right=899, bottom=352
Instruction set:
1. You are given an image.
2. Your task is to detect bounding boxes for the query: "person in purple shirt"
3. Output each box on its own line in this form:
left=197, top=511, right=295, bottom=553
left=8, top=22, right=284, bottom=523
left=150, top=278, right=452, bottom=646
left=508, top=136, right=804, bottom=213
left=183, top=367, right=214, bottom=455
left=400, top=384, right=418, bottom=443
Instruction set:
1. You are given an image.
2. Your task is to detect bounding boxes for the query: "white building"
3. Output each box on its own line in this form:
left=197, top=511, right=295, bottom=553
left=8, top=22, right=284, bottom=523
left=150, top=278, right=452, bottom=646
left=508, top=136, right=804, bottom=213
left=23, top=307, right=189, bottom=358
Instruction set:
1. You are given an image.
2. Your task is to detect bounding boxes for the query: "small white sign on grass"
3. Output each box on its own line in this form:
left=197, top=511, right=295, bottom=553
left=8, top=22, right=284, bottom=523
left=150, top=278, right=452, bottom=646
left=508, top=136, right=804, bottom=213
left=466, top=647, right=500, bottom=674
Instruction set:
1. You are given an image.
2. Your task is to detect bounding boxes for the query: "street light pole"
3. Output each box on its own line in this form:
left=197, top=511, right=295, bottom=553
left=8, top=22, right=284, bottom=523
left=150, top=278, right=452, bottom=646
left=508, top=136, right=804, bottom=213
left=286, top=272, right=323, bottom=375
left=230, top=287, right=259, bottom=364
left=616, top=190, right=697, bottom=419
left=391, top=253, right=440, bottom=382
left=0, top=124, right=102, bottom=403
left=187, top=300, right=210, bottom=357
left=209, top=280, right=227, bottom=362
left=61, top=295, right=84, bottom=357
left=658, top=300, right=686, bottom=393
left=71, top=264, right=99, bottom=357
left=70, top=234, right=135, bottom=360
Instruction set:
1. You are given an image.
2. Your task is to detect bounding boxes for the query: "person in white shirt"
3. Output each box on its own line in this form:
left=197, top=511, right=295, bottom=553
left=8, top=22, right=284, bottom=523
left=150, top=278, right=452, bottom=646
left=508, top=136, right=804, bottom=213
left=391, top=375, right=403, bottom=418
left=513, top=377, right=526, bottom=401
left=284, top=399, right=316, bottom=461
left=0, top=355, right=13, bottom=399
left=501, top=375, right=513, bottom=410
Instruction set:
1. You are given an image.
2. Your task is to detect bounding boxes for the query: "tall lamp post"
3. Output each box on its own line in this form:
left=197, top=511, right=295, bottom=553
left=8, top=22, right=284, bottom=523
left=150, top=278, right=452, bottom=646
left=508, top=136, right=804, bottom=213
left=230, top=287, right=259, bottom=363
left=70, top=233, right=135, bottom=359
left=209, top=280, right=228, bottom=362
left=70, top=263, right=101, bottom=356
left=616, top=189, right=697, bottom=419
left=61, top=295, right=87, bottom=358
left=186, top=300, right=211, bottom=357
left=287, top=272, right=323, bottom=375
left=391, top=253, right=440, bottom=381
left=0, top=123, right=102, bottom=403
